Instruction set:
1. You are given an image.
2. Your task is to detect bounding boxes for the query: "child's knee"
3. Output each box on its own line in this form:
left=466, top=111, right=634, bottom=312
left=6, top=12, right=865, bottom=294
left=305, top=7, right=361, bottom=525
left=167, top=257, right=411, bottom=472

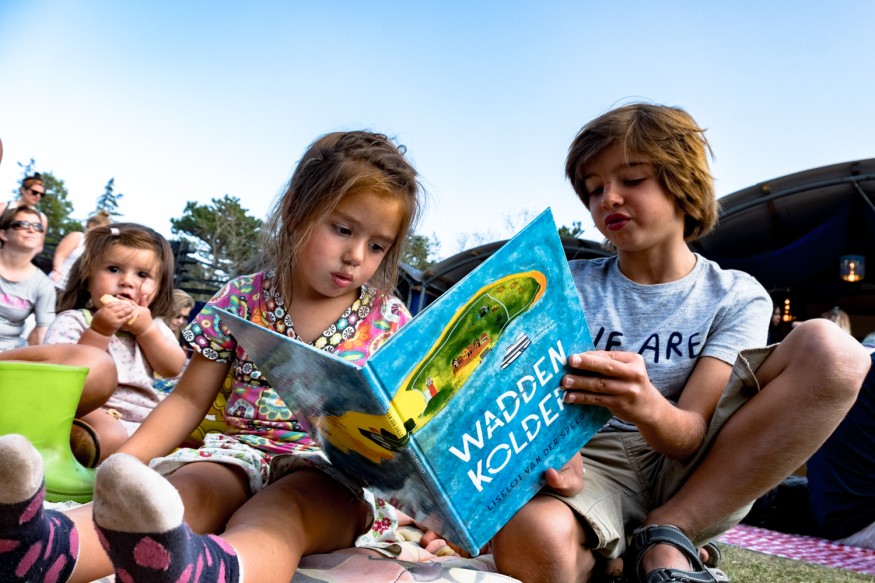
left=75, top=351, right=118, bottom=412
left=79, top=347, right=119, bottom=387
left=495, top=496, right=582, bottom=549
left=780, top=320, right=870, bottom=392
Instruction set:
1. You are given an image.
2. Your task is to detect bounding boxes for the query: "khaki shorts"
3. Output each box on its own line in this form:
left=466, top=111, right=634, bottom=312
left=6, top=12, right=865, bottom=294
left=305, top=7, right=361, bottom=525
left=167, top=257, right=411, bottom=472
left=547, top=346, right=775, bottom=559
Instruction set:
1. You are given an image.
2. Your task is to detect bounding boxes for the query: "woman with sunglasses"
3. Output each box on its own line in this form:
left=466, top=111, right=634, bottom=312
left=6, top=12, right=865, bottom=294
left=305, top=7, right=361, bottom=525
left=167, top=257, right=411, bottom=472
left=0, top=205, right=56, bottom=349
left=0, top=173, right=50, bottom=233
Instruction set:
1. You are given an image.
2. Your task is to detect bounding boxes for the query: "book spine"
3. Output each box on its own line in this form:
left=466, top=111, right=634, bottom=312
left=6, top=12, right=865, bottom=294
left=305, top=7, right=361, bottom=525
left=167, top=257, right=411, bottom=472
left=361, top=365, right=408, bottom=439
left=367, top=367, right=479, bottom=555
left=404, top=432, right=480, bottom=554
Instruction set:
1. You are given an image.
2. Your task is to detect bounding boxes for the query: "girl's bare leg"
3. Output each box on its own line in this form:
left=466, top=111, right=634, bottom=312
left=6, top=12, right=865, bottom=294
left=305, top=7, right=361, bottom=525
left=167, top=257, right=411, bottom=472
left=73, top=459, right=250, bottom=582
left=77, top=409, right=129, bottom=462
left=222, top=468, right=370, bottom=580
left=0, top=431, right=252, bottom=583
left=92, top=454, right=369, bottom=583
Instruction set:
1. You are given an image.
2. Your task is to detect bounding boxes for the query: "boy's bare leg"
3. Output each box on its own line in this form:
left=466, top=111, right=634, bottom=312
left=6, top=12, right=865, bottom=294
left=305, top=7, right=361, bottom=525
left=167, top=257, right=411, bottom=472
left=492, top=495, right=596, bottom=583
left=641, top=319, right=870, bottom=574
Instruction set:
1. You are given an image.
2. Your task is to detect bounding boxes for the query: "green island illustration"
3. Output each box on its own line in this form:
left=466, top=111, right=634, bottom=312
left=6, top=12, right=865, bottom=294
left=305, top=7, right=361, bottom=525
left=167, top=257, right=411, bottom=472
left=311, top=270, right=547, bottom=463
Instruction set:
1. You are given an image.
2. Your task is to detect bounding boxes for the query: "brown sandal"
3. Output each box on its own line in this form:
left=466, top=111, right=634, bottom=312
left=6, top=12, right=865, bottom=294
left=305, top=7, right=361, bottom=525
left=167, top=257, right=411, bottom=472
left=70, top=418, right=101, bottom=468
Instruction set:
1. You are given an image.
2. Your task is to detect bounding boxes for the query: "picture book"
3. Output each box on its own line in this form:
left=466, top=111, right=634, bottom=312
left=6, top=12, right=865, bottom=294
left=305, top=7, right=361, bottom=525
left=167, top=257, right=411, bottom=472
left=218, top=209, right=612, bottom=555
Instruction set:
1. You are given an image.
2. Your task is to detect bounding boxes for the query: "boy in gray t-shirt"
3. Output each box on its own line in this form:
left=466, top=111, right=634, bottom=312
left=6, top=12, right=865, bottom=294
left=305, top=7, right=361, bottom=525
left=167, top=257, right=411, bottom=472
left=491, top=104, right=871, bottom=583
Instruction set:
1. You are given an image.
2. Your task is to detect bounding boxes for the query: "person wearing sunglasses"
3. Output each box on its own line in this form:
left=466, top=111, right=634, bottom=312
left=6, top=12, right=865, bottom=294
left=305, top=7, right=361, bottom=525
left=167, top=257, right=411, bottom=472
left=0, top=173, right=50, bottom=234
left=0, top=206, right=56, bottom=350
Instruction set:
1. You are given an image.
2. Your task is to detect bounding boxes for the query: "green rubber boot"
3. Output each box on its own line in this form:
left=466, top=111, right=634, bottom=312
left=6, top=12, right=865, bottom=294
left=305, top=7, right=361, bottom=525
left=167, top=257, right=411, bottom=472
left=0, top=361, right=95, bottom=502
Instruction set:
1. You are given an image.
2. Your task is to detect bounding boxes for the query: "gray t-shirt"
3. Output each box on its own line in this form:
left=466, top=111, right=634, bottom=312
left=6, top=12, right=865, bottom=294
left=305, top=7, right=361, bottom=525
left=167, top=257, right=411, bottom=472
left=0, top=269, right=57, bottom=351
left=569, top=254, right=771, bottom=431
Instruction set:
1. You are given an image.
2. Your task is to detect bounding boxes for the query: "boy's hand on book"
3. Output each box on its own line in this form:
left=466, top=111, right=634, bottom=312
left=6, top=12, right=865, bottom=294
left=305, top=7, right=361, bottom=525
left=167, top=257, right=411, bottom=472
left=563, top=350, right=661, bottom=425
left=544, top=453, right=585, bottom=497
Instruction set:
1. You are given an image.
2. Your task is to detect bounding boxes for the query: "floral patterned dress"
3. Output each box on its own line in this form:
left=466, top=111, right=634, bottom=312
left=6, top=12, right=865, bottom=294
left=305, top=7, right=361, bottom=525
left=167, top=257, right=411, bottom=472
left=152, top=270, right=411, bottom=545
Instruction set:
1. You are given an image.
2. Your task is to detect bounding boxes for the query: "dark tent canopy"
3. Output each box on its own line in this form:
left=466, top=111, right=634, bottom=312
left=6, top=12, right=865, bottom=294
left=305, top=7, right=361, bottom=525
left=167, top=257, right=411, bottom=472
left=397, top=237, right=611, bottom=314
left=691, top=158, right=875, bottom=327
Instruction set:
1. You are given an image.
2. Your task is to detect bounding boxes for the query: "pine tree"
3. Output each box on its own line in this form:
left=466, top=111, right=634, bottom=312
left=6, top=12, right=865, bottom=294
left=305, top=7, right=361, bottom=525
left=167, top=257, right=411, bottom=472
left=95, top=178, right=124, bottom=218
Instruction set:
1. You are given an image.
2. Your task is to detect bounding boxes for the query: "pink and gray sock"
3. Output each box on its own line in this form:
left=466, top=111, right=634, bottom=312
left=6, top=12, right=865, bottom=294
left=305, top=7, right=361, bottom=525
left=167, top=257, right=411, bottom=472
left=92, top=453, right=240, bottom=583
left=0, top=434, right=79, bottom=583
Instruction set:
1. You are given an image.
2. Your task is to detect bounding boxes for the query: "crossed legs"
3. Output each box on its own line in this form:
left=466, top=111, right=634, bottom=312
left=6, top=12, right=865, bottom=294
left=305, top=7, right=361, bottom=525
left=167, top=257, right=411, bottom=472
left=493, top=320, right=871, bottom=582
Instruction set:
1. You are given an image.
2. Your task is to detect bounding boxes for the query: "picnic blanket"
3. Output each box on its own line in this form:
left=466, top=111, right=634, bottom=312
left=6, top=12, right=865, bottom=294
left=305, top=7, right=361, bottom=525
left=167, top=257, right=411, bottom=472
left=291, top=545, right=517, bottom=583
left=718, top=523, right=875, bottom=576
left=89, top=548, right=517, bottom=583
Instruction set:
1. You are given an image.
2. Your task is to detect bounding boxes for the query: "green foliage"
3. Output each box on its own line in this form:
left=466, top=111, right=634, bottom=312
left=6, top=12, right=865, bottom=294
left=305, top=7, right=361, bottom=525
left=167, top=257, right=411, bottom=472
left=11, top=158, right=36, bottom=196
left=95, top=178, right=124, bottom=217
left=402, top=232, right=439, bottom=270
left=39, top=172, right=80, bottom=245
left=170, top=195, right=263, bottom=284
left=558, top=221, right=585, bottom=238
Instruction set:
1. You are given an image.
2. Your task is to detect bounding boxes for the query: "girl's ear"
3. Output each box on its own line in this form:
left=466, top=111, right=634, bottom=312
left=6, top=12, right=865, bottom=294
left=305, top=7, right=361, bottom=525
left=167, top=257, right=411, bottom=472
left=0, top=230, right=7, bottom=244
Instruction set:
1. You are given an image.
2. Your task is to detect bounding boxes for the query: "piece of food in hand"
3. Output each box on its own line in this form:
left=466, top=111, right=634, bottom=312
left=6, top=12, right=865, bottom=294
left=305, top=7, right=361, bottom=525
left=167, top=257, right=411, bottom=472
left=100, top=294, right=139, bottom=325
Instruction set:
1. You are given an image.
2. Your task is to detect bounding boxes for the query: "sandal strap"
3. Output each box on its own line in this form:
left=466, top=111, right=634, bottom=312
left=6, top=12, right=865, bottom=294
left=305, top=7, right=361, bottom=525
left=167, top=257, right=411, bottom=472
left=646, top=567, right=719, bottom=583
left=630, top=524, right=717, bottom=583
left=700, top=542, right=722, bottom=568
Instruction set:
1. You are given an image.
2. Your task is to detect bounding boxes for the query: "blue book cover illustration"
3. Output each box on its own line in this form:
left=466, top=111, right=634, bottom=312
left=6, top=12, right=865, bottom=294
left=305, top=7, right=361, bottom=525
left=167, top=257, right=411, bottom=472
left=219, top=209, right=611, bottom=555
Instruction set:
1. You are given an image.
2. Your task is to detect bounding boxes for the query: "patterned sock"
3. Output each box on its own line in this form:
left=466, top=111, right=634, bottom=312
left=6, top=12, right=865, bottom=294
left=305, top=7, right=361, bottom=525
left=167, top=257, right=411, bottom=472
left=0, top=434, right=79, bottom=583
left=92, top=453, right=240, bottom=583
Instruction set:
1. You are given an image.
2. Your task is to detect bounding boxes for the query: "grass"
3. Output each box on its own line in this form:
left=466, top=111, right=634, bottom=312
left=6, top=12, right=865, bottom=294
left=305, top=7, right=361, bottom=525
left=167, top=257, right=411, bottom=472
left=719, top=544, right=874, bottom=582
left=594, top=543, right=874, bottom=582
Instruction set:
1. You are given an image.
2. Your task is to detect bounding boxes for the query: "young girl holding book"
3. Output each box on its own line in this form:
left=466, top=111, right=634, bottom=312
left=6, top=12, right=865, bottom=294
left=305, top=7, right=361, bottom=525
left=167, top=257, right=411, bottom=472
left=0, top=130, right=423, bottom=583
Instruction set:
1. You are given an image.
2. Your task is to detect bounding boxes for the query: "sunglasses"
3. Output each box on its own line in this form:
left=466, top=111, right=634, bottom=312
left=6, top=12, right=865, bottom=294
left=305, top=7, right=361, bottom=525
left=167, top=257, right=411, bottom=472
left=26, top=188, right=46, bottom=197
left=8, top=220, right=45, bottom=233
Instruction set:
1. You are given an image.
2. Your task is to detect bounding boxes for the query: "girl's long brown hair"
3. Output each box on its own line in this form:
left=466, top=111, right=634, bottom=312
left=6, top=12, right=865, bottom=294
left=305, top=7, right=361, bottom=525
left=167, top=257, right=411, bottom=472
left=260, top=131, right=423, bottom=303
left=58, top=222, right=176, bottom=317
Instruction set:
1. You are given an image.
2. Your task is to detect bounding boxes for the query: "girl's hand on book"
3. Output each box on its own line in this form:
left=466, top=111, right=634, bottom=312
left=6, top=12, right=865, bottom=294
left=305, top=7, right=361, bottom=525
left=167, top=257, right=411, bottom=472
left=419, top=529, right=484, bottom=558
left=562, top=350, right=661, bottom=426
left=544, top=453, right=584, bottom=497
left=420, top=530, right=464, bottom=557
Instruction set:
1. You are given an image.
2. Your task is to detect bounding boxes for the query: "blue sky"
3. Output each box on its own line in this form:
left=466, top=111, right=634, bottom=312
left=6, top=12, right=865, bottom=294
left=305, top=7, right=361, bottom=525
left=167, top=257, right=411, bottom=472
left=2, top=1, right=874, bottom=259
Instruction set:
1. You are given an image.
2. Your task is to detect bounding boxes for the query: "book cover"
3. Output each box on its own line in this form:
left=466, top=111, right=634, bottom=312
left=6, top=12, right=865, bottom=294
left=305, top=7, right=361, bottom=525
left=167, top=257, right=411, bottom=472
left=219, top=209, right=611, bottom=555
